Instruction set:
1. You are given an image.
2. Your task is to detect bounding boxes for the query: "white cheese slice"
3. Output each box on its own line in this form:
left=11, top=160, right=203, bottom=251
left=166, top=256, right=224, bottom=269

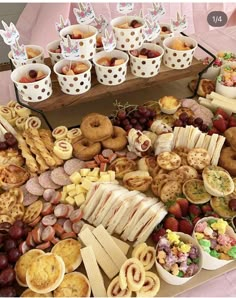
left=202, top=135, right=211, bottom=150
left=211, top=135, right=226, bottom=165
left=208, top=134, right=219, bottom=159
left=195, top=132, right=206, bottom=148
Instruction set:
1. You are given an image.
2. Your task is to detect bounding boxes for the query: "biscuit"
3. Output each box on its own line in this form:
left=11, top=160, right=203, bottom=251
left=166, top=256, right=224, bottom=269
left=187, top=148, right=210, bottom=170
left=157, top=152, right=181, bottom=171
left=160, top=180, right=182, bottom=202
left=169, top=165, right=198, bottom=183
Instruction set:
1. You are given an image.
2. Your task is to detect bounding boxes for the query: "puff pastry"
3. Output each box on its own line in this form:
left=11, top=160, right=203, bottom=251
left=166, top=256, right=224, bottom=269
left=131, top=243, right=155, bottom=271
left=136, top=271, right=160, bottom=297
left=107, top=276, right=132, bottom=297
left=123, top=170, right=152, bottom=192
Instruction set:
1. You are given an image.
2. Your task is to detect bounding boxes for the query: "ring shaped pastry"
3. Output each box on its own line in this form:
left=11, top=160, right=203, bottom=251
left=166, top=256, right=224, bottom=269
left=102, top=126, right=127, bottom=151
left=136, top=271, right=160, bottom=297
left=73, top=137, right=101, bottom=161
left=107, top=276, right=132, bottom=297
left=131, top=243, right=156, bottom=271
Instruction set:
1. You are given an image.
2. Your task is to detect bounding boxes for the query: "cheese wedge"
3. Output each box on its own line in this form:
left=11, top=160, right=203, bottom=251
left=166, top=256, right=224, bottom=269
left=81, top=246, right=107, bottom=297
left=211, top=135, right=226, bottom=165
left=195, top=133, right=206, bottom=149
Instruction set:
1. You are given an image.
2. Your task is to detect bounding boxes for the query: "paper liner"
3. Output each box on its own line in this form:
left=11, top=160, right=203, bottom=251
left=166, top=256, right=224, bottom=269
left=111, top=16, right=145, bottom=51
left=93, top=50, right=129, bottom=86
left=59, top=24, right=97, bottom=60
left=11, top=63, right=52, bottom=102
left=193, top=217, right=236, bottom=270
left=215, top=80, right=236, bottom=99
left=8, top=45, right=44, bottom=68
left=46, top=40, right=63, bottom=66
left=54, top=59, right=92, bottom=95
left=151, top=23, right=174, bottom=47
left=163, top=36, right=197, bottom=70
left=129, top=43, right=164, bottom=78
left=155, top=232, right=203, bottom=285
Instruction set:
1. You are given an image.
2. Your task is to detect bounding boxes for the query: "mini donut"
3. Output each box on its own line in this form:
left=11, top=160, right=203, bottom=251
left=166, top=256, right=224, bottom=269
left=219, top=147, right=236, bottom=176
left=224, top=127, right=236, bottom=151
left=101, top=126, right=127, bottom=151
left=72, top=137, right=101, bottom=161
left=80, top=113, right=113, bottom=142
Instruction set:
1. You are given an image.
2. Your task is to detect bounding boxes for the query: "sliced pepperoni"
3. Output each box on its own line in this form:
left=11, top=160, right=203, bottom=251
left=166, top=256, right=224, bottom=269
left=98, top=154, right=109, bottom=163
left=63, top=219, right=72, bottom=233
left=26, top=177, right=44, bottom=196
left=51, top=237, right=60, bottom=245
left=108, top=153, right=117, bottom=163
left=53, top=223, right=64, bottom=236
left=66, top=205, right=74, bottom=218
left=102, top=149, right=114, bottom=158
left=72, top=221, right=83, bottom=234
left=50, top=192, right=62, bottom=205
left=56, top=218, right=66, bottom=227
left=42, top=214, right=57, bottom=226
left=41, top=202, right=54, bottom=216
left=50, top=167, right=71, bottom=186
left=36, top=241, right=51, bottom=251
left=28, top=216, right=42, bottom=227
left=41, top=226, right=55, bottom=242
left=69, top=209, right=83, bottom=223
left=127, top=151, right=138, bottom=160
left=18, top=241, right=30, bottom=254
left=61, top=231, right=77, bottom=240
left=38, top=171, right=60, bottom=189
left=85, top=161, right=98, bottom=168
left=64, top=158, right=85, bottom=176
left=26, top=231, right=35, bottom=247
left=21, top=185, right=38, bottom=206
left=43, top=189, right=56, bottom=202
left=115, top=150, right=127, bottom=157
left=32, top=227, right=42, bottom=244
left=54, top=204, right=69, bottom=218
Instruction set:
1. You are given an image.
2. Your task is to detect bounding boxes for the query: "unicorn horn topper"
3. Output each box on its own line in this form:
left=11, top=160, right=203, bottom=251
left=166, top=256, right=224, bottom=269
left=73, top=3, right=95, bottom=25
left=60, top=35, right=80, bottom=60
left=93, top=14, right=108, bottom=33
left=148, top=3, right=166, bottom=21
left=143, top=18, right=161, bottom=41
left=0, top=21, right=20, bottom=45
left=55, top=15, right=71, bottom=34
left=117, top=3, right=134, bottom=15
left=11, top=42, right=27, bottom=64
left=102, top=29, right=116, bottom=52
left=171, top=12, right=188, bottom=32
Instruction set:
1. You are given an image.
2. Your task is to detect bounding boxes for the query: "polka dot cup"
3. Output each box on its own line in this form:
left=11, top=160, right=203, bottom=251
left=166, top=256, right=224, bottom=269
left=8, top=45, right=44, bottom=68
left=46, top=40, right=63, bottom=66
left=163, top=36, right=197, bottom=70
left=129, top=43, right=164, bottom=78
left=11, top=63, right=52, bottom=102
left=215, top=79, right=236, bottom=99
left=54, top=59, right=92, bottom=95
left=93, top=50, right=129, bottom=86
left=111, top=16, right=145, bottom=51
left=59, top=24, right=97, bottom=60
left=151, top=23, right=174, bottom=47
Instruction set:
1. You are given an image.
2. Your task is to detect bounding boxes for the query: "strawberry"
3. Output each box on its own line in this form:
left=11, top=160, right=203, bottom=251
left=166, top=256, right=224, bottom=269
left=215, top=107, right=229, bottom=120
left=163, top=216, right=179, bottom=232
left=188, top=204, right=202, bottom=219
left=229, top=114, right=236, bottom=127
left=192, top=216, right=202, bottom=226
left=19, top=76, right=34, bottom=83
left=212, top=115, right=228, bottom=133
left=176, top=197, right=189, bottom=217
left=178, top=218, right=193, bottom=235
left=205, top=211, right=219, bottom=218
left=208, top=126, right=220, bottom=135
left=201, top=203, right=213, bottom=215
left=166, top=201, right=182, bottom=219
left=151, top=228, right=166, bottom=243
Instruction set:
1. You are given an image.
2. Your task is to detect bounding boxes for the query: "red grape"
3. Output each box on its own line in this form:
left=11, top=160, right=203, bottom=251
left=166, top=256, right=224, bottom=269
left=22, top=226, right=31, bottom=238
left=5, top=136, right=17, bottom=147
left=200, top=124, right=209, bottom=132
left=179, top=112, right=189, bottom=122
left=144, top=110, right=151, bottom=117
left=0, top=142, right=8, bottom=150
left=124, top=124, right=133, bottom=131
left=139, top=118, right=147, bottom=124
left=133, top=111, right=141, bottom=118
left=9, top=225, right=23, bottom=240
left=194, top=117, right=203, bottom=126
left=29, top=69, right=37, bottom=79
left=0, top=254, right=8, bottom=270
left=117, top=110, right=126, bottom=120
left=7, top=248, right=21, bottom=263
left=134, top=124, right=143, bottom=131
left=229, top=199, right=236, bottom=211
left=0, top=268, right=15, bottom=286
left=138, top=106, right=147, bottom=115
left=122, top=119, right=130, bottom=126
left=130, top=118, right=137, bottom=125
left=187, top=117, right=195, bottom=125
left=174, top=119, right=183, bottom=127
left=149, top=110, right=156, bottom=118
left=3, top=239, right=16, bottom=252
left=13, top=220, right=24, bottom=229
left=0, top=286, right=16, bottom=297
left=3, top=133, right=13, bottom=140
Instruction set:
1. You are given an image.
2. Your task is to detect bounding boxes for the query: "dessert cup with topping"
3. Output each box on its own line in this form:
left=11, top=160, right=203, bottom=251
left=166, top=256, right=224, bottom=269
left=46, top=40, right=63, bottom=66
left=152, top=23, right=174, bottom=47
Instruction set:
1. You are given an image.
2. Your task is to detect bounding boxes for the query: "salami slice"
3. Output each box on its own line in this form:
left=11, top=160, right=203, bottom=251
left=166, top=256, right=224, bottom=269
left=72, top=221, right=83, bottom=234
left=42, top=214, right=57, bottom=226
left=38, top=171, right=60, bottom=189
left=50, top=167, right=71, bottom=186
left=54, top=204, right=69, bottom=218
left=64, top=158, right=85, bottom=176
left=43, top=189, right=56, bottom=202
left=21, top=185, right=39, bottom=206
left=26, top=177, right=44, bottom=196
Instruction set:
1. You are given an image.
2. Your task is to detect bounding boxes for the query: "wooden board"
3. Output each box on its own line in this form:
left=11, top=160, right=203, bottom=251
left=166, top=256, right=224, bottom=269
left=28, top=58, right=203, bottom=112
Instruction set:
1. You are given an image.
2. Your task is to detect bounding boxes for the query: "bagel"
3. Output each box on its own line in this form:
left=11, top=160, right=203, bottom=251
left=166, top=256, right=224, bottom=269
left=73, top=137, right=101, bottom=161
left=80, top=113, right=113, bottom=142
left=101, top=126, right=127, bottom=151
left=219, top=147, right=236, bottom=176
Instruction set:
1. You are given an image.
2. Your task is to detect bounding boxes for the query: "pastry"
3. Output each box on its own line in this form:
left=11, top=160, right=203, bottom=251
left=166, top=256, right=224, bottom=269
left=16, top=116, right=29, bottom=131
left=159, top=96, right=181, bottom=114
left=219, top=147, right=236, bottom=177
left=25, top=116, right=41, bottom=129
left=123, top=170, right=152, bottom=192
left=107, top=276, right=132, bottom=297
left=127, top=128, right=152, bottom=157
left=73, top=137, right=102, bottom=161
left=183, top=179, right=211, bottom=204
left=109, top=157, right=137, bottom=179
left=14, top=103, right=31, bottom=117
left=210, top=196, right=236, bottom=218
left=188, top=78, right=215, bottom=97
left=0, top=148, right=24, bottom=167
left=67, top=128, right=82, bottom=141
left=224, top=127, right=236, bottom=151
left=136, top=271, right=160, bottom=297
left=102, top=126, right=127, bottom=151
left=131, top=243, right=155, bottom=271
left=52, top=126, right=68, bottom=140
left=0, top=164, right=29, bottom=190
left=0, top=188, right=23, bottom=220
left=187, top=148, right=211, bottom=170
left=137, top=156, right=160, bottom=177
left=157, top=151, right=181, bottom=170
left=53, top=140, right=73, bottom=160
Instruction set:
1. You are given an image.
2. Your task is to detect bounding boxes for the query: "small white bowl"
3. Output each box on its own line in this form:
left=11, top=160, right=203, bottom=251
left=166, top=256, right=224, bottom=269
left=216, top=78, right=236, bottom=99
left=11, top=63, right=52, bottom=102
left=163, top=36, right=197, bottom=70
left=46, top=39, right=63, bottom=66
left=93, top=50, right=129, bottom=86
left=54, top=59, right=92, bottom=95
left=151, top=23, right=174, bottom=47
left=111, top=16, right=145, bottom=51
left=129, top=43, right=164, bottom=78
left=8, top=45, right=44, bottom=68
left=202, top=65, right=221, bottom=81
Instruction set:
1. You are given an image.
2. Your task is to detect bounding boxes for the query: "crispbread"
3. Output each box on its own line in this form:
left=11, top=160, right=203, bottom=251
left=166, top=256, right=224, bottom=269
left=187, top=148, right=211, bottom=170
left=157, top=152, right=181, bottom=171
left=51, top=238, right=82, bottom=273
left=0, top=214, right=14, bottom=224
left=26, top=253, right=65, bottom=294
left=21, top=288, right=52, bottom=297
left=160, top=180, right=182, bottom=202
left=53, top=272, right=91, bottom=297
left=23, top=200, right=43, bottom=224
left=183, top=179, right=211, bottom=204
left=9, top=203, right=25, bottom=220
left=15, top=249, right=45, bottom=287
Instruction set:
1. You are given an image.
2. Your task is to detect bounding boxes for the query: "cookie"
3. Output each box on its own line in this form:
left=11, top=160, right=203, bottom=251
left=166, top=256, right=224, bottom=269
left=23, top=200, right=43, bottom=224
left=160, top=180, right=182, bottom=202
left=157, top=152, right=181, bottom=171
left=187, top=148, right=210, bottom=170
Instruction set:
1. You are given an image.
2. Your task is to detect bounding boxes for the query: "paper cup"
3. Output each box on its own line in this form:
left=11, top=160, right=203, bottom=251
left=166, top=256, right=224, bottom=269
left=193, top=217, right=236, bottom=270
left=151, top=23, right=174, bottom=47
left=8, top=45, right=44, bottom=68
left=163, top=36, right=197, bottom=70
left=93, top=50, right=129, bottom=86
left=11, top=63, right=52, bottom=102
left=59, top=24, right=97, bottom=60
left=46, top=39, right=63, bottom=66
left=129, top=43, right=164, bottom=78
left=111, top=16, right=145, bottom=51
left=155, top=232, right=202, bottom=285
left=54, top=59, right=92, bottom=95
left=216, top=78, right=236, bottom=99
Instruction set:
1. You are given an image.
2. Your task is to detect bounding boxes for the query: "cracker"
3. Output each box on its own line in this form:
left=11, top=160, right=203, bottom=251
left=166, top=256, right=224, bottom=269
left=151, top=174, right=170, bottom=197
left=0, top=214, right=14, bottom=224
left=187, top=148, right=211, bottom=170
left=10, top=203, right=25, bottom=220
left=157, top=152, right=181, bottom=171
left=160, top=181, right=182, bottom=202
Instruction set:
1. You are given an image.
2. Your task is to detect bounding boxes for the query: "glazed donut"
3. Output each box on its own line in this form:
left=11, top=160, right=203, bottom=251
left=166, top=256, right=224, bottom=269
left=80, top=113, right=113, bottom=142
left=72, top=137, right=101, bottom=161
left=101, top=126, right=127, bottom=151
left=219, top=147, right=236, bottom=176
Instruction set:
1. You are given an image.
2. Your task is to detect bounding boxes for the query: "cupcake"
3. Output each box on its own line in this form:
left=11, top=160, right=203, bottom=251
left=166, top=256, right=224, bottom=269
left=159, top=96, right=181, bottom=114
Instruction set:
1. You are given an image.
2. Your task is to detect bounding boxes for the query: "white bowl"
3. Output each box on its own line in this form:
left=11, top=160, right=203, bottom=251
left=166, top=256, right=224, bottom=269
left=155, top=232, right=203, bottom=285
left=129, top=43, right=164, bottom=78
left=46, top=39, right=63, bottom=66
left=54, top=59, right=92, bottom=95
left=202, top=65, right=221, bottom=81
left=11, top=63, right=52, bottom=102
left=59, top=24, right=97, bottom=60
left=163, top=36, right=197, bottom=70
left=8, top=45, right=44, bottom=68
left=216, top=78, right=236, bottom=99
left=111, top=16, right=145, bottom=51
left=151, top=23, right=174, bottom=47
left=93, top=50, right=129, bottom=86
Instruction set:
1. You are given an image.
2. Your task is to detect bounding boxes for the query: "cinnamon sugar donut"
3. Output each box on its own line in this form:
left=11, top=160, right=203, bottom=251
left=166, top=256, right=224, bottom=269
left=80, top=113, right=113, bottom=142
left=72, top=137, right=101, bottom=161
left=219, top=147, right=236, bottom=176
left=102, top=126, right=127, bottom=151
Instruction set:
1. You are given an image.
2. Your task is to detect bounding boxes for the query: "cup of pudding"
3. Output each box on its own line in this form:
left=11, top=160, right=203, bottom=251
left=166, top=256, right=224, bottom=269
left=152, top=23, right=174, bottom=47
left=46, top=39, right=63, bottom=66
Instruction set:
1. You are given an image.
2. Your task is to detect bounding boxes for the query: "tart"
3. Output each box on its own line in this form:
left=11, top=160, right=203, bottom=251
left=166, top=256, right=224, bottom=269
left=183, top=179, right=211, bottom=204
left=210, top=196, right=236, bottom=219
left=159, top=96, right=181, bottom=114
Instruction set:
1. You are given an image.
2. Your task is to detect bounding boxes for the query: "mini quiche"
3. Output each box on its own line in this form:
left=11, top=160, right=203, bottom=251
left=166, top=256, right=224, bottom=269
left=183, top=179, right=211, bottom=204
left=202, top=165, right=234, bottom=197
left=159, top=96, right=181, bottom=114
left=210, top=196, right=236, bottom=219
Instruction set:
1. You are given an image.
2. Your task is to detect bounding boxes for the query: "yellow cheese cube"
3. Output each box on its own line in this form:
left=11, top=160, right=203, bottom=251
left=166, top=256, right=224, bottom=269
left=74, top=193, right=86, bottom=207
left=81, top=178, right=93, bottom=191
left=99, top=172, right=107, bottom=177
left=76, top=185, right=87, bottom=194
left=70, top=172, right=82, bottom=184
left=65, top=196, right=75, bottom=205
left=98, top=174, right=110, bottom=182
left=108, top=170, right=116, bottom=181
left=80, top=168, right=91, bottom=177
left=68, top=190, right=77, bottom=197
left=61, top=191, right=67, bottom=201
left=86, top=176, right=98, bottom=182
left=88, top=167, right=100, bottom=177
left=66, top=184, right=76, bottom=192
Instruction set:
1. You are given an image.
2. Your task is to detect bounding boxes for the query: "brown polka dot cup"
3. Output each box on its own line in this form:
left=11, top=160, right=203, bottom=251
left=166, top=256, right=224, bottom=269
left=54, top=59, right=92, bottom=95
left=59, top=24, right=97, bottom=60
left=129, top=43, right=164, bottom=78
left=111, top=16, right=145, bottom=51
left=93, top=50, right=129, bottom=86
left=152, top=23, right=174, bottom=47
left=163, top=36, right=197, bottom=70
left=11, top=63, right=52, bottom=102
left=8, top=45, right=44, bottom=68
left=46, top=40, right=63, bottom=66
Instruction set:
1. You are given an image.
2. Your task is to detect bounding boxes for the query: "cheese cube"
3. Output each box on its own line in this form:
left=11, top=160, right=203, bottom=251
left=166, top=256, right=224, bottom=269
left=74, top=193, right=86, bottom=207
left=86, top=176, right=98, bottom=182
left=76, top=185, right=87, bottom=194
left=68, top=190, right=77, bottom=197
left=70, top=172, right=82, bottom=184
left=80, top=168, right=91, bottom=177
left=66, top=184, right=76, bottom=192
left=99, top=172, right=107, bottom=177
left=88, top=167, right=100, bottom=177
left=108, top=170, right=116, bottom=181
left=98, top=174, right=110, bottom=182
left=81, top=178, right=93, bottom=191
left=65, top=196, right=75, bottom=205
left=60, top=191, right=67, bottom=202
